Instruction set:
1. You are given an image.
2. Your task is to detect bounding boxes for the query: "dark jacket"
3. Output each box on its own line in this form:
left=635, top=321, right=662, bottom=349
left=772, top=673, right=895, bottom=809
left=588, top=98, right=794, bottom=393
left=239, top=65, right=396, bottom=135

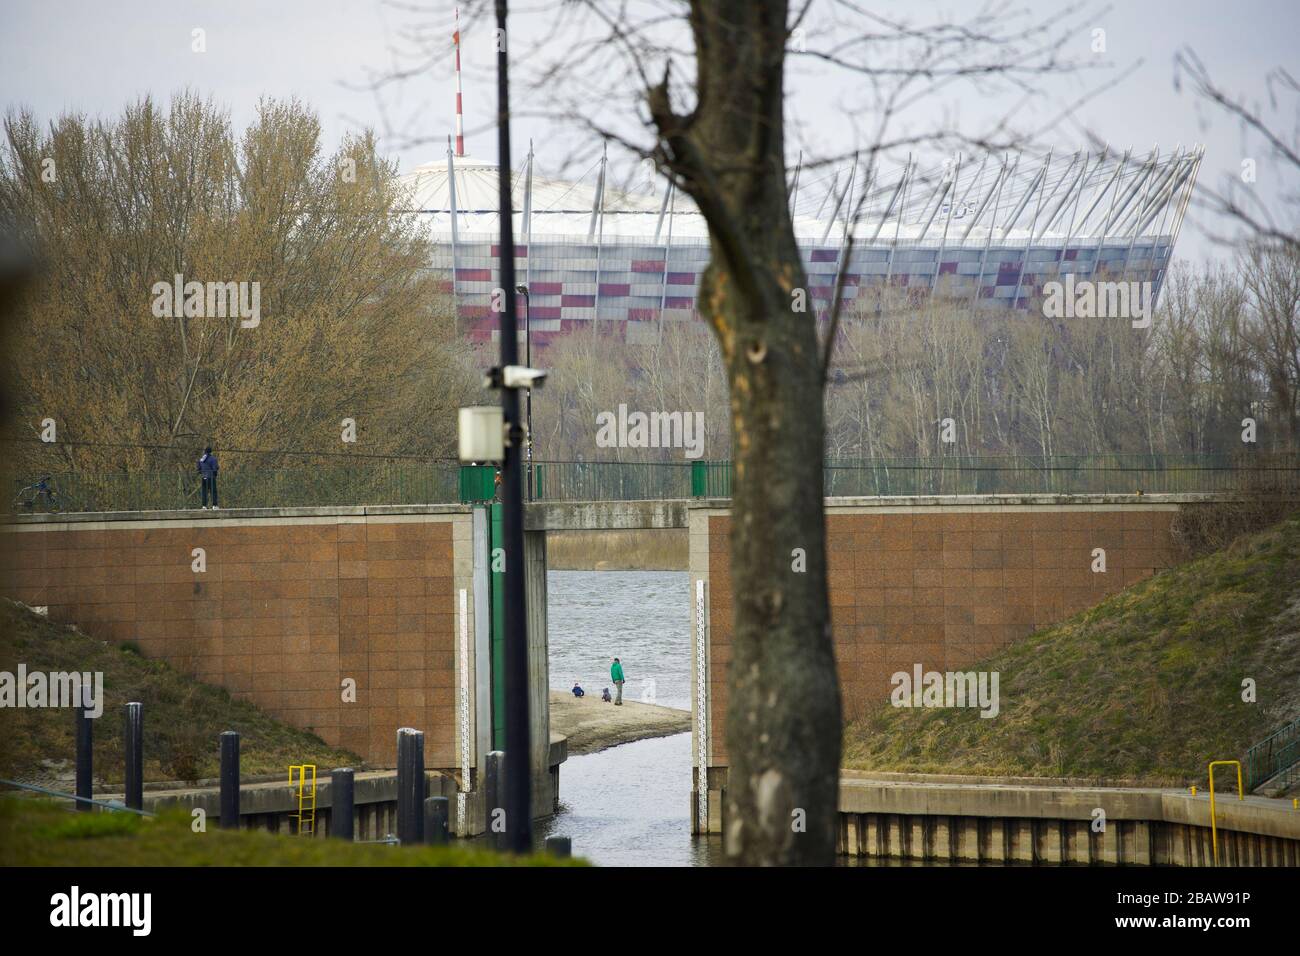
left=572, top=685, right=585, bottom=697
left=198, top=453, right=219, bottom=478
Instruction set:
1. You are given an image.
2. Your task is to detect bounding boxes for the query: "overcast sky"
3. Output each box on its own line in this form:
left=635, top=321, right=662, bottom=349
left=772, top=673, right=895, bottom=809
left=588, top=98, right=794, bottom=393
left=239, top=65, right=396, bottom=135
left=3, top=0, right=1297, bottom=264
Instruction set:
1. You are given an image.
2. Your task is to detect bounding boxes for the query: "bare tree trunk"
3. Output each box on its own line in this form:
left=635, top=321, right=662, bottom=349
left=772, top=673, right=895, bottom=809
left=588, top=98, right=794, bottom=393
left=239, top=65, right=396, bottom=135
left=650, top=0, right=840, bottom=865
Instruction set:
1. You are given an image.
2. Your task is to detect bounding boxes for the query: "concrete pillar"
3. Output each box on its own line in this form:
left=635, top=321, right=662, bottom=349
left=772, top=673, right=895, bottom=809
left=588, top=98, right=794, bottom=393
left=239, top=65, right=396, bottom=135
left=706, top=787, right=725, bottom=834
left=1010, top=820, right=1034, bottom=863
left=524, top=530, right=552, bottom=819
left=986, top=819, right=1007, bottom=862
left=1041, top=820, right=1063, bottom=864
left=931, top=817, right=951, bottom=861
left=1133, top=822, right=1154, bottom=868
left=908, top=818, right=926, bottom=861
left=844, top=814, right=860, bottom=856
left=1101, top=820, right=1119, bottom=864
left=886, top=814, right=904, bottom=860
left=955, top=818, right=980, bottom=862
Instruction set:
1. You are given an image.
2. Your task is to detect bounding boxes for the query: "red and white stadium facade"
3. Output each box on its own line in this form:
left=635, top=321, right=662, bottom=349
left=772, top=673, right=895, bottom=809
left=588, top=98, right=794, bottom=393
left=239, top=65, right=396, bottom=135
left=398, top=142, right=1201, bottom=349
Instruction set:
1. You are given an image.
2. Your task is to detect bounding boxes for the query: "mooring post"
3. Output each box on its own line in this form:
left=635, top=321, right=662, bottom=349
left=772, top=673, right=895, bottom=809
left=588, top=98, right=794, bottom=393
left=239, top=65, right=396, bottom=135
left=124, top=701, right=143, bottom=812
left=545, top=835, right=571, bottom=858
left=331, top=767, right=355, bottom=841
left=219, top=730, right=240, bottom=830
left=396, top=728, right=425, bottom=845
left=74, top=685, right=93, bottom=812
left=425, top=796, right=450, bottom=846
left=485, top=749, right=505, bottom=851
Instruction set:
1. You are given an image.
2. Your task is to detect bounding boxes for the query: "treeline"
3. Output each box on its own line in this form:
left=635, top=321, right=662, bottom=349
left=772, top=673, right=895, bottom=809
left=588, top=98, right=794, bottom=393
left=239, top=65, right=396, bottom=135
left=825, top=250, right=1299, bottom=460
left=1, top=93, right=480, bottom=503
left=3, top=94, right=1295, bottom=493
left=520, top=250, right=1300, bottom=464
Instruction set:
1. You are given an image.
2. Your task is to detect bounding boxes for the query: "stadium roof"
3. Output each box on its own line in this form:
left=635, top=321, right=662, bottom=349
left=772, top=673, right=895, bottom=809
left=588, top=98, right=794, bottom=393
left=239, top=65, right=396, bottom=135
left=398, top=146, right=1202, bottom=246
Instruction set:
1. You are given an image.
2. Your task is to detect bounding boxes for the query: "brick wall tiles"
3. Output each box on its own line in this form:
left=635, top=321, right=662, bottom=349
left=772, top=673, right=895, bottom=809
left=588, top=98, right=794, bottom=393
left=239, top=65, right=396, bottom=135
left=705, top=507, right=1178, bottom=768
left=0, top=517, right=461, bottom=769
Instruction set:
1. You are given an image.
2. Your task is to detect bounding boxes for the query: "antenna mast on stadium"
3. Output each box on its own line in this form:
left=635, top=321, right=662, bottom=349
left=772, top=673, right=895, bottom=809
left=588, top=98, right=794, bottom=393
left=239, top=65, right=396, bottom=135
left=453, top=6, right=465, bottom=156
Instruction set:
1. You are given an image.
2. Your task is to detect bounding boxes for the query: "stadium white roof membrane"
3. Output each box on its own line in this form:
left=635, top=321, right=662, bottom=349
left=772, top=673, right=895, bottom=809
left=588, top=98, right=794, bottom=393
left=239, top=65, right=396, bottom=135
left=398, top=146, right=1203, bottom=246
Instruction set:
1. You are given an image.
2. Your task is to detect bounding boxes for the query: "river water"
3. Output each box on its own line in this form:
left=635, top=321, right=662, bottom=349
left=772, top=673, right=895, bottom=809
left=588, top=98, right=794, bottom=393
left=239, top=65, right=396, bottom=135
left=536, top=570, right=727, bottom=866
left=535, top=571, right=993, bottom=867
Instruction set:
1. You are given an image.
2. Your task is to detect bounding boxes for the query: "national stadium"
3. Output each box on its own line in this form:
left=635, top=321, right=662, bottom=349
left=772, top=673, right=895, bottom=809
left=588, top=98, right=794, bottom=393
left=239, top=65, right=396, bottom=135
left=399, top=141, right=1202, bottom=348
left=400, top=23, right=1200, bottom=346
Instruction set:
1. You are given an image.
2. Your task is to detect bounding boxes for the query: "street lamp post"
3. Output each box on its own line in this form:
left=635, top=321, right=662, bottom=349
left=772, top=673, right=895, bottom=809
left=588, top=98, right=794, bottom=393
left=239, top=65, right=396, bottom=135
left=516, top=283, right=533, bottom=500
left=493, top=0, right=530, bottom=855
left=457, top=2, right=547, bottom=855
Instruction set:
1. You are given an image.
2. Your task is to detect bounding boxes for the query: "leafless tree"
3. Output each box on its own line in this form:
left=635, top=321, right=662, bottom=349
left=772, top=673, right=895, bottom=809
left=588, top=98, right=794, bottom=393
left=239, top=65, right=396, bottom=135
left=368, top=0, right=1114, bottom=865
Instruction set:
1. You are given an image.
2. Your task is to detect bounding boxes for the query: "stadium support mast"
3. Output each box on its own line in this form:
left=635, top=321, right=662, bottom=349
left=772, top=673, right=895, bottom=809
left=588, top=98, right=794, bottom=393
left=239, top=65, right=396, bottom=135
left=788, top=150, right=803, bottom=211
left=1010, top=150, right=1052, bottom=309
left=815, top=170, right=839, bottom=221
left=523, top=140, right=534, bottom=291
left=1119, top=146, right=1161, bottom=283
left=447, top=136, right=461, bottom=335
left=1092, top=146, right=1133, bottom=277
left=930, top=152, right=961, bottom=295
left=970, top=154, right=1012, bottom=307
left=453, top=7, right=465, bottom=156
left=591, top=144, right=607, bottom=331
left=659, top=178, right=676, bottom=342
left=821, top=163, right=854, bottom=244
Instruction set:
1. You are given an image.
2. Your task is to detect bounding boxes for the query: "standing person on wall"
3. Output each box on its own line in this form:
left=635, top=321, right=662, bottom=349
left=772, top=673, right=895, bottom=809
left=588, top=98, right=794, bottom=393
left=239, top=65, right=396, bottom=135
left=610, top=657, right=625, bottom=706
left=198, top=445, right=220, bottom=510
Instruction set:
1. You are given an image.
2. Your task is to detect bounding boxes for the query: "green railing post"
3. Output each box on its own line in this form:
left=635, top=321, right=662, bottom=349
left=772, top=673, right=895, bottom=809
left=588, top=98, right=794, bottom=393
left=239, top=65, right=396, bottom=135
left=459, top=464, right=496, bottom=504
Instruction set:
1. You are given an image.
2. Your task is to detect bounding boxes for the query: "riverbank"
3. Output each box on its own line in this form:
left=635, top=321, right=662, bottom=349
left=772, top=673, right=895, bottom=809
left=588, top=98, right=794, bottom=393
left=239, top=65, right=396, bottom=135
left=548, top=691, right=690, bottom=755
left=547, top=530, right=687, bottom=570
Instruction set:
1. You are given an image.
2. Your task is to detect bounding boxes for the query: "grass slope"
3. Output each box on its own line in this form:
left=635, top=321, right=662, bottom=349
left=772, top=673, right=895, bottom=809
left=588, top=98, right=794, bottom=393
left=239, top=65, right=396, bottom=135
left=843, top=511, right=1300, bottom=785
left=0, top=798, right=578, bottom=866
left=0, top=600, right=359, bottom=787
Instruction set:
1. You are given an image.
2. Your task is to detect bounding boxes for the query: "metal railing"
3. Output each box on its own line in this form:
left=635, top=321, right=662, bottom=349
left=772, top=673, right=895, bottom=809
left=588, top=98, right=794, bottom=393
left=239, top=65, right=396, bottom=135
left=693, top=452, right=1300, bottom=499
left=9, top=461, right=461, bottom=514
left=7, top=452, right=1299, bottom=514
left=1245, top=716, right=1300, bottom=792
left=0, top=777, right=155, bottom=816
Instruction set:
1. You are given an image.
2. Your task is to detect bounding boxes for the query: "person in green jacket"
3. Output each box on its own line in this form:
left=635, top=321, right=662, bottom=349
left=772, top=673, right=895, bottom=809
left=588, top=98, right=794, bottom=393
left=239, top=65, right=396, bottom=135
left=610, top=657, right=625, bottom=705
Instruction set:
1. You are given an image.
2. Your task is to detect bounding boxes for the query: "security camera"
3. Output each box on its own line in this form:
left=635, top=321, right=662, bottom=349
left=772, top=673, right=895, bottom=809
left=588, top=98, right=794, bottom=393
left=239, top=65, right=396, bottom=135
left=502, top=365, right=547, bottom=389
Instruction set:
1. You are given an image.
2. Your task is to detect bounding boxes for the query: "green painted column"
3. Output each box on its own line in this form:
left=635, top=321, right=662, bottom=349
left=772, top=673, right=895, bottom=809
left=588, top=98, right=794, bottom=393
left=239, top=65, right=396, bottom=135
left=489, top=501, right=507, bottom=750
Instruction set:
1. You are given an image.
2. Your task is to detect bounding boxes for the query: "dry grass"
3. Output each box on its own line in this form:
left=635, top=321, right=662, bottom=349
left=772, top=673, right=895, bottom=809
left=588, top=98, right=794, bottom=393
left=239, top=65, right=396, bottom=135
left=0, top=600, right=360, bottom=788
left=843, top=510, right=1300, bottom=786
left=546, top=529, right=687, bottom=570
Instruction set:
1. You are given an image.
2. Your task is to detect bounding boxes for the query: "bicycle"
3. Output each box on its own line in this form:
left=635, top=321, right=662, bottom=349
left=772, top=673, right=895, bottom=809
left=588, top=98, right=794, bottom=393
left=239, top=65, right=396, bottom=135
left=12, top=475, right=63, bottom=513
